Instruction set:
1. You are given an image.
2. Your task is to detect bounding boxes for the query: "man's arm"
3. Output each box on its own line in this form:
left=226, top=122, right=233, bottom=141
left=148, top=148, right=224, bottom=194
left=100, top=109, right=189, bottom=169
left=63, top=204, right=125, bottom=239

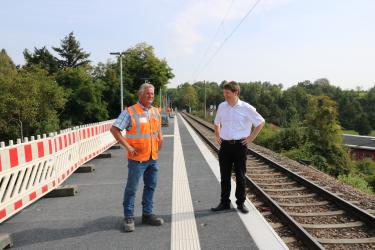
left=214, top=124, right=222, bottom=145
left=241, top=122, right=264, bottom=146
left=110, top=126, right=136, bottom=154
left=157, top=115, right=163, bottom=151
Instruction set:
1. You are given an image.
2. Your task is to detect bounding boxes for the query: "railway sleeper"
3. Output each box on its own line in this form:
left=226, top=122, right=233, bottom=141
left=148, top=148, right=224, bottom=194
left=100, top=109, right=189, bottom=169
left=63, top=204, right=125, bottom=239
left=278, top=201, right=329, bottom=207
left=257, top=182, right=296, bottom=186
left=269, top=222, right=284, bottom=229
left=281, top=237, right=297, bottom=244
left=302, top=221, right=363, bottom=229
left=270, top=193, right=317, bottom=199
left=288, top=210, right=345, bottom=217
left=262, top=187, right=306, bottom=192
left=317, top=237, right=375, bottom=244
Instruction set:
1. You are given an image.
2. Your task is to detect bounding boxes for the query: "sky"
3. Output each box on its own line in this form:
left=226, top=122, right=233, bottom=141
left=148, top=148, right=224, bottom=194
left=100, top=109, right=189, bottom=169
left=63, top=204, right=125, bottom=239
left=1, top=0, right=375, bottom=90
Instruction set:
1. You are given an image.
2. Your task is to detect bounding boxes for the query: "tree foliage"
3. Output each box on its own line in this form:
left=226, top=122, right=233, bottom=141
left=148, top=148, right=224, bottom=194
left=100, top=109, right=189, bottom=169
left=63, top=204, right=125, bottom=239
left=56, top=67, right=108, bottom=126
left=304, top=95, right=351, bottom=176
left=52, top=32, right=90, bottom=69
left=0, top=49, right=17, bottom=77
left=23, top=46, right=59, bottom=74
left=0, top=65, right=67, bottom=141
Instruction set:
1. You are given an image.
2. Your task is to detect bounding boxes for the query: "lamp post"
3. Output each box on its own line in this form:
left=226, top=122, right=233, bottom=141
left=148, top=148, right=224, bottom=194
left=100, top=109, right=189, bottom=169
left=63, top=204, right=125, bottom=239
left=9, top=114, right=23, bottom=142
left=110, top=51, right=124, bottom=111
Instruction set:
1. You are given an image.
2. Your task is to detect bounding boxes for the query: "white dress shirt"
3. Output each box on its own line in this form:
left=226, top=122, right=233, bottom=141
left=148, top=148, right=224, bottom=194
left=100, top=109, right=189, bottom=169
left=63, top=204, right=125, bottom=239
left=214, top=99, right=265, bottom=140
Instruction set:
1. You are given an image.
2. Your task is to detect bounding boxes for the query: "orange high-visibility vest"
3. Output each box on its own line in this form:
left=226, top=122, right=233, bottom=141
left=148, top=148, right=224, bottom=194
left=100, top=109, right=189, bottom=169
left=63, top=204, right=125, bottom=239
left=126, top=103, right=161, bottom=162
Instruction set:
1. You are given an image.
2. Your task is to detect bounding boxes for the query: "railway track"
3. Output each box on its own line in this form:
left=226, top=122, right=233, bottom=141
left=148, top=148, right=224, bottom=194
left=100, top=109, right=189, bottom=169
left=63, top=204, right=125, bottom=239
left=180, top=112, right=375, bottom=250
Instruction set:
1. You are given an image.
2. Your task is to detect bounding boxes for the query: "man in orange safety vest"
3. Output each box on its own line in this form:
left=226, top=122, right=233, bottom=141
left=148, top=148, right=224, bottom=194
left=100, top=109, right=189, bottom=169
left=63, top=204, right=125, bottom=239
left=110, top=83, right=164, bottom=233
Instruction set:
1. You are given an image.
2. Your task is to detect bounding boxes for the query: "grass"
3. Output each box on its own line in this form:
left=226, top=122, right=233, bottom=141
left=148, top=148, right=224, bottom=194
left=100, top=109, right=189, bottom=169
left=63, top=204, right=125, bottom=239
left=343, top=130, right=375, bottom=136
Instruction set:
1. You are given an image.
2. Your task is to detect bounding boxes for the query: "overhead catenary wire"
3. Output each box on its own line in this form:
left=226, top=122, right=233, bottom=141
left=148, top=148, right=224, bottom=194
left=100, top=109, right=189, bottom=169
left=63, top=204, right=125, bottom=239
left=194, top=0, right=262, bottom=82
left=201, top=0, right=236, bottom=59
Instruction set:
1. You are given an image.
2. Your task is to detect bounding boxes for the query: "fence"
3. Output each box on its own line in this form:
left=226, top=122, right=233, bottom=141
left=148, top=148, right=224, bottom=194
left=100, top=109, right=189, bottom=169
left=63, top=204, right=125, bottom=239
left=0, top=120, right=119, bottom=223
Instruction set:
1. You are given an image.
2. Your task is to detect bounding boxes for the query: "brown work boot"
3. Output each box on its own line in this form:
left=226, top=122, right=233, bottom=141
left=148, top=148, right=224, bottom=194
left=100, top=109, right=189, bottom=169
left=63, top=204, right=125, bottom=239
left=123, top=217, right=135, bottom=232
left=142, top=214, right=164, bottom=226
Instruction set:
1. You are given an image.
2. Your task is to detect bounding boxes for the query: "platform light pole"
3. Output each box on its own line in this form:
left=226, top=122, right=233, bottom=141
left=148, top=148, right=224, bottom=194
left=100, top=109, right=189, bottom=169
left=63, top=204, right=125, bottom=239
left=9, top=114, right=23, bottom=142
left=110, top=51, right=124, bottom=111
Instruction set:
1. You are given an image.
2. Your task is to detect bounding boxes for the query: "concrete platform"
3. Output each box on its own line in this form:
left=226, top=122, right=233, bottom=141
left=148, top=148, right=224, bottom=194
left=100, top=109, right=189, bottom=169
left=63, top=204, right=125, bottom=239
left=0, top=114, right=287, bottom=250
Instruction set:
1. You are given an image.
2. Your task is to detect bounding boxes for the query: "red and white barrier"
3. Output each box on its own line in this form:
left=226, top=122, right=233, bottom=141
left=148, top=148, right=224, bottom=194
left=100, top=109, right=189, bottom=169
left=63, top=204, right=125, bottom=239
left=0, top=120, right=118, bottom=223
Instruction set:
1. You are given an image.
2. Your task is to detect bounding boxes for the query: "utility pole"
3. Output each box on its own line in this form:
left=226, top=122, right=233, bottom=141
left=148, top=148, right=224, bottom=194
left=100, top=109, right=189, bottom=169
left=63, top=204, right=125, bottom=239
left=160, top=87, right=162, bottom=110
left=110, top=51, right=124, bottom=111
left=204, top=80, right=207, bottom=119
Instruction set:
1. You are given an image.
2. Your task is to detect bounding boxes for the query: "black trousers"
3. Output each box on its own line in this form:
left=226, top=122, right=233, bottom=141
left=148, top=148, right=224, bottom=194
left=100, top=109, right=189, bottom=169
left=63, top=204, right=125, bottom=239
left=218, top=140, right=247, bottom=206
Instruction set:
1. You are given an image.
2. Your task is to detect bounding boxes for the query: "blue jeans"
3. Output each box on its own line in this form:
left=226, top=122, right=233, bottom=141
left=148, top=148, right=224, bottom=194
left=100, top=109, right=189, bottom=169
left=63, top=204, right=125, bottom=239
left=123, top=159, right=159, bottom=218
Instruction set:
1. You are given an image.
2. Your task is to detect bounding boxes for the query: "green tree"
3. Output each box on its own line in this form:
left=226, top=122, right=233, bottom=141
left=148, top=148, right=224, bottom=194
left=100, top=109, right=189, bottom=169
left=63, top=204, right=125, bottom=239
left=53, top=32, right=90, bottom=69
left=92, top=62, right=123, bottom=117
left=337, top=91, right=363, bottom=130
left=0, top=65, right=67, bottom=141
left=176, top=83, right=198, bottom=111
left=121, top=43, right=174, bottom=105
left=56, top=67, right=108, bottom=126
left=0, top=49, right=17, bottom=77
left=304, top=95, right=351, bottom=176
left=23, top=46, right=59, bottom=74
left=364, top=86, right=375, bottom=127
left=355, top=114, right=372, bottom=135
left=93, top=43, right=174, bottom=116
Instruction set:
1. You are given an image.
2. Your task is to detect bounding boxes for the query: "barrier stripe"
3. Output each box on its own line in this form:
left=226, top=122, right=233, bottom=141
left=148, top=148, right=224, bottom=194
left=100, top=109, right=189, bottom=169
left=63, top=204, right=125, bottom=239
left=42, top=185, right=48, bottom=193
left=37, top=142, right=44, bottom=158
left=14, top=200, right=22, bottom=210
left=24, top=145, right=32, bottom=162
left=0, top=209, right=6, bottom=219
left=9, top=148, right=18, bottom=168
left=59, top=137, right=63, bottom=150
left=48, top=140, right=53, bottom=154
left=29, top=192, right=36, bottom=201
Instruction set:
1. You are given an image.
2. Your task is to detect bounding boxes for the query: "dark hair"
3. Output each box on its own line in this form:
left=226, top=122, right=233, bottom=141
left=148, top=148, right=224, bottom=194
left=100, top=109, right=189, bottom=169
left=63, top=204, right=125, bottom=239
left=223, top=81, right=240, bottom=95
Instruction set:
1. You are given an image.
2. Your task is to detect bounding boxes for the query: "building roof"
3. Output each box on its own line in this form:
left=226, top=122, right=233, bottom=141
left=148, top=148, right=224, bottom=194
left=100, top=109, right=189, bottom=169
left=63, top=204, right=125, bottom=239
left=343, top=134, right=375, bottom=151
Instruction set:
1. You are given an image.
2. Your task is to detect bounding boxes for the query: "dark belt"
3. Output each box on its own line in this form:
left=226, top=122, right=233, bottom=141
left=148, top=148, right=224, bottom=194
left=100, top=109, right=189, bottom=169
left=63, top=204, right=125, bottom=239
left=221, top=138, right=244, bottom=144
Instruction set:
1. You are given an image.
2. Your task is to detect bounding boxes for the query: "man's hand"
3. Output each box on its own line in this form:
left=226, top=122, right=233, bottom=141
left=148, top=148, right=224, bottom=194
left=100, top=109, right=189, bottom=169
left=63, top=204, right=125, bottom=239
left=241, top=136, right=252, bottom=146
left=215, top=136, right=222, bottom=145
left=126, top=145, right=137, bottom=155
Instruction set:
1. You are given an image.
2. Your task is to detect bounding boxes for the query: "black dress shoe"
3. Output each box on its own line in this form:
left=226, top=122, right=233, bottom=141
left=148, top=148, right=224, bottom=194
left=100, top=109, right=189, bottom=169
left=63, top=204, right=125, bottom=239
left=211, top=203, right=231, bottom=212
left=237, top=205, right=249, bottom=214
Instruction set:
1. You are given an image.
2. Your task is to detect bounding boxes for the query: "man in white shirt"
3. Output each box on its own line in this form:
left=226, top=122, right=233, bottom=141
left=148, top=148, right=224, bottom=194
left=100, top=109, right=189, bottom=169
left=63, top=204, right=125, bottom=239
left=212, top=81, right=265, bottom=214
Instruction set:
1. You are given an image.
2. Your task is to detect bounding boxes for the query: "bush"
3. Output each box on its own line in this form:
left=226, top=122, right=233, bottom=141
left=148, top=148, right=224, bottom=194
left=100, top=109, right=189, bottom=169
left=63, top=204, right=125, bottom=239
left=354, top=159, right=375, bottom=175
left=338, top=174, right=373, bottom=193
left=281, top=144, right=313, bottom=162
left=254, top=124, right=279, bottom=149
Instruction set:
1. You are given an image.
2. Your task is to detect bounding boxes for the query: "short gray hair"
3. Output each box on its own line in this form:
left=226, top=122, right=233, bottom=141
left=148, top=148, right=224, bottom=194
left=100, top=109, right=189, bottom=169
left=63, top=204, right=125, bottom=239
left=138, top=83, right=155, bottom=96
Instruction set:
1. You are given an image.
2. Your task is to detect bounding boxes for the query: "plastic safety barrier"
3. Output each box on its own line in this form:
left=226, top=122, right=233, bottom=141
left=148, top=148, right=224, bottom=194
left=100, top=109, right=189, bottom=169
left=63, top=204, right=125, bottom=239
left=0, top=120, right=119, bottom=223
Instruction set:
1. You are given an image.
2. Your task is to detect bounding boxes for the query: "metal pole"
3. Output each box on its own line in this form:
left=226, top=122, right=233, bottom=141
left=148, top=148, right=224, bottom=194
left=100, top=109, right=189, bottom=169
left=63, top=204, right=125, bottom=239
left=160, top=87, right=162, bottom=110
left=110, top=51, right=124, bottom=112
left=120, top=55, right=123, bottom=111
left=204, top=80, right=207, bottom=119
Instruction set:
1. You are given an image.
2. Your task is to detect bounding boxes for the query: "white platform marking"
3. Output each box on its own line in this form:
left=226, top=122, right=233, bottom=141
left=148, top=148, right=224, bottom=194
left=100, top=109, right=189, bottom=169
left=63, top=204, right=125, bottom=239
left=180, top=114, right=288, bottom=250
left=171, top=116, right=201, bottom=250
left=163, top=134, right=174, bottom=137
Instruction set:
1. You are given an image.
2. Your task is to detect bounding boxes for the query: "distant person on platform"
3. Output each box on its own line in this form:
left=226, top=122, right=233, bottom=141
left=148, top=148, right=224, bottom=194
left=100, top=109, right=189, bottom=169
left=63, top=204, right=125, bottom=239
left=110, top=83, right=164, bottom=232
left=211, top=81, right=265, bottom=214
